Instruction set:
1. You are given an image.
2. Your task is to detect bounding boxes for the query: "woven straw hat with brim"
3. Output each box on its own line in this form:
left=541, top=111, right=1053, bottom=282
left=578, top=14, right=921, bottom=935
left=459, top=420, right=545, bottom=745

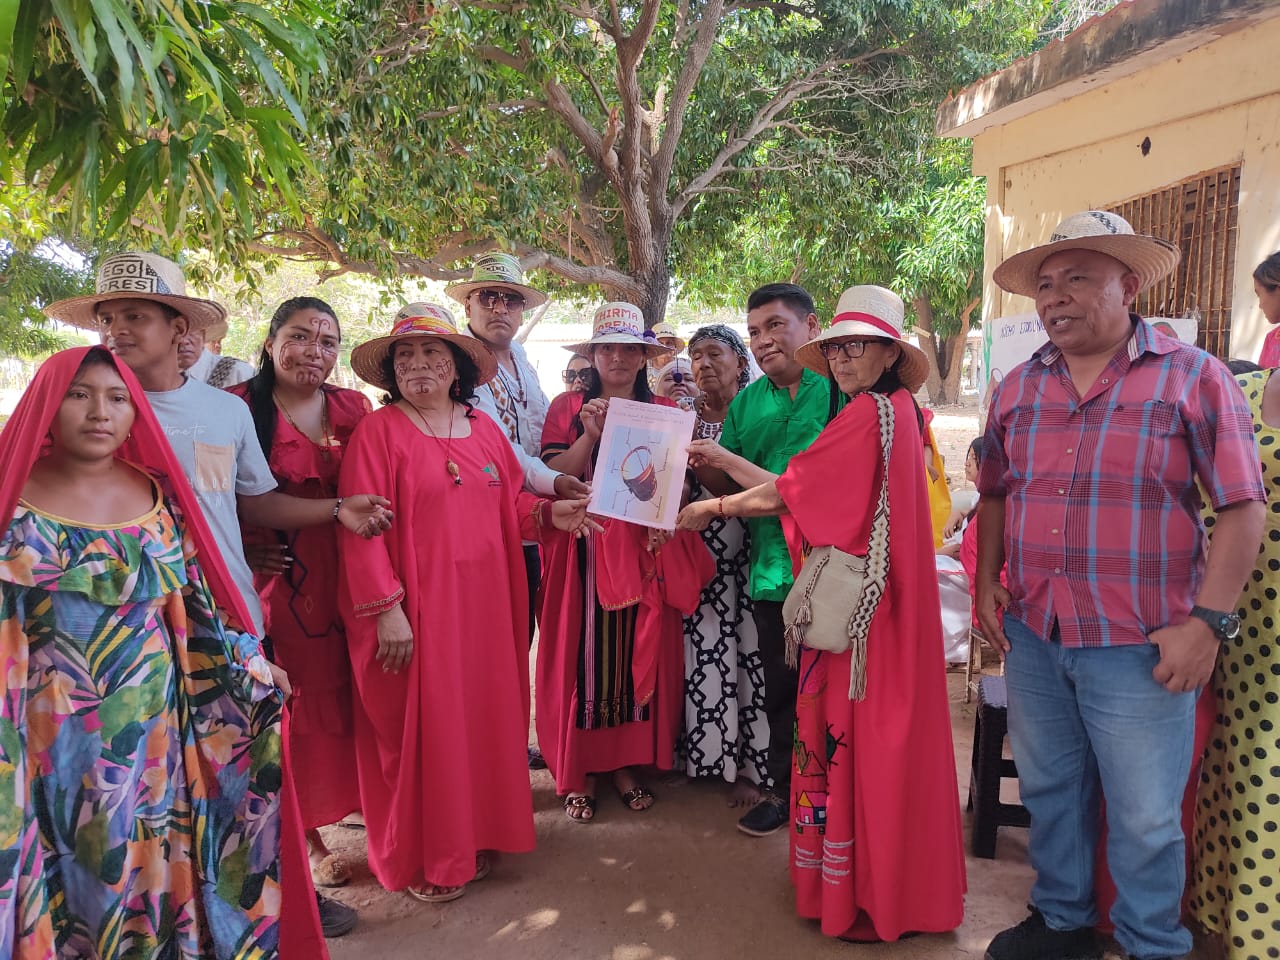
left=444, top=252, right=548, bottom=308
left=43, top=253, right=227, bottom=332
left=350, top=302, right=497, bottom=390
left=651, top=321, right=686, bottom=353
left=993, top=210, right=1181, bottom=298
left=794, top=285, right=930, bottom=393
left=566, top=303, right=674, bottom=360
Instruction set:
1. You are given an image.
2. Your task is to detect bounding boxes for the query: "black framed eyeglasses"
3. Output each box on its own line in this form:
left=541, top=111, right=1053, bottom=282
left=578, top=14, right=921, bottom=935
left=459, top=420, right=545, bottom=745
left=562, top=368, right=593, bottom=384
left=818, top=339, right=878, bottom=360
left=474, top=289, right=526, bottom=310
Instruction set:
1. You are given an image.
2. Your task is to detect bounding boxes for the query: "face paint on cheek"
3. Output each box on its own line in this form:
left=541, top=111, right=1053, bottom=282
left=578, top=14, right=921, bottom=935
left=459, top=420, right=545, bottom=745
left=432, top=358, right=453, bottom=378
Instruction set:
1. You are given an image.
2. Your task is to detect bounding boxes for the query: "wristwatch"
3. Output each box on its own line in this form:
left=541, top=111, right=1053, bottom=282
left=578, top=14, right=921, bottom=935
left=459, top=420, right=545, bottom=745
left=1189, top=605, right=1242, bottom=641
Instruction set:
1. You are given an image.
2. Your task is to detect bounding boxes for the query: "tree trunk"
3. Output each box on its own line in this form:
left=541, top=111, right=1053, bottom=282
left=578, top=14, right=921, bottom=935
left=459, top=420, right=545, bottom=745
left=935, top=297, right=978, bottom=405
left=912, top=295, right=944, bottom=401
left=609, top=259, right=671, bottom=329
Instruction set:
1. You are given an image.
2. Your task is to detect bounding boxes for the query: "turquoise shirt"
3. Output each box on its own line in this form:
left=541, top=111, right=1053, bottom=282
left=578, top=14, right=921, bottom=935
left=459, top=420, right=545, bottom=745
left=720, top=368, right=830, bottom=601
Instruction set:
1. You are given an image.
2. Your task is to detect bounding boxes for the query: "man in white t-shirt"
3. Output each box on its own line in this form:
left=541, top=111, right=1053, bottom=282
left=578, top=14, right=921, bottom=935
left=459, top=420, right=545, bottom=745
left=44, top=252, right=391, bottom=941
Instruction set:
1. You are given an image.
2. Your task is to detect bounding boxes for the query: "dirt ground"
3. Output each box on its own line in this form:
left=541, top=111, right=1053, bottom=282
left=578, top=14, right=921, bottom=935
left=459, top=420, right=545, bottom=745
left=321, top=399, right=1211, bottom=960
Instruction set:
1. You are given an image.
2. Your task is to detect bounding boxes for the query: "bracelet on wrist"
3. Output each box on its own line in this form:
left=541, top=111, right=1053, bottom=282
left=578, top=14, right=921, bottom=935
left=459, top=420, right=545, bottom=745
left=332, top=497, right=344, bottom=523
left=717, top=496, right=727, bottom=518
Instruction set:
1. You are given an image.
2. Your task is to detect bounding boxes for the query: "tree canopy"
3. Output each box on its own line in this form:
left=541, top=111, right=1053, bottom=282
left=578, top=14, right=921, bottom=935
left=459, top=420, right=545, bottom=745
left=3, top=0, right=1060, bottom=364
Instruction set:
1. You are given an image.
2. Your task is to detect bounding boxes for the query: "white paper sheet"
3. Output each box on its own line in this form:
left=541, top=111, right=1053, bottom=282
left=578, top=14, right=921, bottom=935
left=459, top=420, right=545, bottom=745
left=588, top=397, right=696, bottom=530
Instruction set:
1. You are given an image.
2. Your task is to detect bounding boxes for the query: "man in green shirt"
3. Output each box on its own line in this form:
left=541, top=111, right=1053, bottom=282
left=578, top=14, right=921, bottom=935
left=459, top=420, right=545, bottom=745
left=689, top=283, right=829, bottom=837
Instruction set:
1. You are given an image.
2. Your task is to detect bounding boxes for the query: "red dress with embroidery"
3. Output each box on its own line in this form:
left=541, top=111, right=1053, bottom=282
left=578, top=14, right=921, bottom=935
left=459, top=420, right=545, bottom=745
left=775, top=389, right=966, bottom=941
left=228, top=382, right=369, bottom=829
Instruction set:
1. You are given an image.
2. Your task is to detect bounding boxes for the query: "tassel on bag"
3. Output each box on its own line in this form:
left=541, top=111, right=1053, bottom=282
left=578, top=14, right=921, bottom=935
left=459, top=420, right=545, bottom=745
left=781, top=392, right=895, bottom=701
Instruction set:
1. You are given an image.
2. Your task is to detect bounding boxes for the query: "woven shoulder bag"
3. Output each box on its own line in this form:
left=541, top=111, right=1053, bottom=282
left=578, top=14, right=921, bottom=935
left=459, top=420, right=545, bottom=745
left=781, top=391, right=894, bottom=701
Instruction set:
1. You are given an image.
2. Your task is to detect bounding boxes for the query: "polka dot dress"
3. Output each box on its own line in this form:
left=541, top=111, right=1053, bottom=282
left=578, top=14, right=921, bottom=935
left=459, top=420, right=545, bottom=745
left=1189, top=370, right=1280, bottom=960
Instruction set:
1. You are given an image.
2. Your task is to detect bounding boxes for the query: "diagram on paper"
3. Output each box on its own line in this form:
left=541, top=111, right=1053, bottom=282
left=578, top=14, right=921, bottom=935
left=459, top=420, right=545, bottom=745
left=588, top=398, right=695, bottom=530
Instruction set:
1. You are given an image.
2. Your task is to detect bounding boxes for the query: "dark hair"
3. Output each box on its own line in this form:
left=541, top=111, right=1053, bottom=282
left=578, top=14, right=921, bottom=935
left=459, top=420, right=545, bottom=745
left=244, top=297, right=340, bottom=457
left=1226, top=358, right=1262, bottom=377
left=746, top=283, right=815, bottom=320
left=379, top=339, right=480, bottom=417
left=968, top=436, right=985, bottom=461
left=1253, top=252, right=1280, bottom=290
left=76, top=345, right=119, bottom=374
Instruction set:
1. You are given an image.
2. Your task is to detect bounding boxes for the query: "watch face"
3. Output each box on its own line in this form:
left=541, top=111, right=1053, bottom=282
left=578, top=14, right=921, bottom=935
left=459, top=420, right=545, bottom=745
left=1222, top=614, right=1242, bottom=640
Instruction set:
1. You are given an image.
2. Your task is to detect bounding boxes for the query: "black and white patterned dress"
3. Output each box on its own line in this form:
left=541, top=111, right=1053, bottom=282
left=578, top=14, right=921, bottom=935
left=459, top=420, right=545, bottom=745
left=679, top=415, right=770, bottom=786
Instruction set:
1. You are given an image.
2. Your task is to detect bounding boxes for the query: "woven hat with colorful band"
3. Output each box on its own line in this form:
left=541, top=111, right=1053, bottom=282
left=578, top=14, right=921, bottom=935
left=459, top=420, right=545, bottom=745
left=43, top=252, right=227, bottom=332
left=794, top=284, right=929, bottom=392
left=566, top=302, right=674, bottom=360
left=444, top=252, right=548, bottom=308
left=993, top=210, right=1181, bottom=298
left=349, top=302, right=498, bottom=389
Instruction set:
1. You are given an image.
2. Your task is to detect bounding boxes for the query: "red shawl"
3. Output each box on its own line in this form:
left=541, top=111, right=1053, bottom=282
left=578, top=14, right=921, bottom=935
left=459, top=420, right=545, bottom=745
left=0, top=347, right=328, bottom=958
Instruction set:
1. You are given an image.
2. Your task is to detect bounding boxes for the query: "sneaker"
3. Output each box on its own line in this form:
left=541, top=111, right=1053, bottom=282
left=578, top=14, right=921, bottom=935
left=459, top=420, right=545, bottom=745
left=737, top=793, right=788, bottom=837
left=527, top=746, right=548, bottom=770
left=317, top=894, right=358, bottom=939
left=985, top=907, right=1100, bottom=960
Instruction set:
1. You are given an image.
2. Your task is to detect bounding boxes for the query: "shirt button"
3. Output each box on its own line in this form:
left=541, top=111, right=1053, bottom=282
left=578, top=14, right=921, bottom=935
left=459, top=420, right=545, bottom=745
left=1101, top=378, right=1109, bottom=385
left=1053, top=567, right=1062, bottom=574
left=1057, top=488, right=1066, bottom=495
left=1065, top=448, right=1073, bottom=454
left=1052, top=528, right=1060, bottom=534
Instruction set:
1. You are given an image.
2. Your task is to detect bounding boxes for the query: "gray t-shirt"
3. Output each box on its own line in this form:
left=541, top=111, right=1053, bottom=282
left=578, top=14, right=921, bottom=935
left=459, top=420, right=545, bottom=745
left=146, top=376, right=276, bottom=635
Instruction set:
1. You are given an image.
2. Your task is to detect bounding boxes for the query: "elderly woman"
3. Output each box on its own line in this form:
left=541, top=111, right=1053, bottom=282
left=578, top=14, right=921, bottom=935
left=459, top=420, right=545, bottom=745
left=0, top=347, right=311, bottom=956
left=338, top=304, right=597, bottom=903
left=229, top=296, right=370, bottom=888
left=677, top=286, right=965, bottom=942
left=540, top=303, right=713, bottom=821
left=676, top=325, right=769, bottom=803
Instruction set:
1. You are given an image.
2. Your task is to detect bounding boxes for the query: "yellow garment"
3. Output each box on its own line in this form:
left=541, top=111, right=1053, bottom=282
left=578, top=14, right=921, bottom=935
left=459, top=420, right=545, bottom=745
left=923, top=423, right=951, bottom=548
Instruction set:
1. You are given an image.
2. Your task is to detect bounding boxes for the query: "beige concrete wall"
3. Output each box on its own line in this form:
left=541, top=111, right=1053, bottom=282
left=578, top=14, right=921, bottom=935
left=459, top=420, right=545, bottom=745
left=971, top=15, right=1280, bottom=359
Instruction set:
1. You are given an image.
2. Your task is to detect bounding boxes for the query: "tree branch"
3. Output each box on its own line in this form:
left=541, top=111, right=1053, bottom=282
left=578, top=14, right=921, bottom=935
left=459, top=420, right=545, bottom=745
left=652, top=0, right=725, bottom=194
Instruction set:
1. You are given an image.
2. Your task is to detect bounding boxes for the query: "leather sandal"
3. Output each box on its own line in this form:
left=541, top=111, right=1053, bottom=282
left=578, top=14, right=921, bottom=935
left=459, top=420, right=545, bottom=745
left=619, top=785, right=656, bottom=812
left=563, top=793, right=597, bottom=823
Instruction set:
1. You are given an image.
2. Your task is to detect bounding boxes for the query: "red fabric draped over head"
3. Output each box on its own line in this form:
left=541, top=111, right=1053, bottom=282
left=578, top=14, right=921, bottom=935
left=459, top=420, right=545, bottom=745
left=0, top=345, right=256, bottom=632
left=0, top=345, right=331, bottom=956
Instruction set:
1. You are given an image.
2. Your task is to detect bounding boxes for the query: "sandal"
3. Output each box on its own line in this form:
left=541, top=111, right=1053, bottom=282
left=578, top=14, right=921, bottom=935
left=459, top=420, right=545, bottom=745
left=310, top=852, right=352, bottom=888
left=407, top=883, right=466, bottom=903
left=473, top=852, right=492, bottom=882
left=563, top=793, right=597, bottom=823
left=619, top=785, right=656, bottom=812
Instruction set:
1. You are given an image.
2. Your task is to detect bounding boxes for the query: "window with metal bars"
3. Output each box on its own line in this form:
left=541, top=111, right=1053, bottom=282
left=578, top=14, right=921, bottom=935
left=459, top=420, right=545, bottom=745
left=1106, top=163, right=1241, bottom=359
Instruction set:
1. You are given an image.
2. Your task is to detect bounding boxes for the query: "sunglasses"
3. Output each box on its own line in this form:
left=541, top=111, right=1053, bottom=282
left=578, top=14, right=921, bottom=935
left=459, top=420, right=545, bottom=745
left=562, top=368, right=593, bottom=384
left=473, top=289, right=526, bottom=310
left=817, top=339, right=882, bottom=361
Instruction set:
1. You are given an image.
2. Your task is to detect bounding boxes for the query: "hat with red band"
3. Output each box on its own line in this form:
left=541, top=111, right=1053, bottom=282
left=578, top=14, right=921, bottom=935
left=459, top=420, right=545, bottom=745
left=794, top=284, right=929, bottom=392
left=350, top=302, right=498, bottom=389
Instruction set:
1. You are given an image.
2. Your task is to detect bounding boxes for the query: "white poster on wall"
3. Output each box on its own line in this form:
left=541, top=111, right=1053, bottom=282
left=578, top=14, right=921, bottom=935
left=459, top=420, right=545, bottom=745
left=980, top=313, right=1199, bottom=412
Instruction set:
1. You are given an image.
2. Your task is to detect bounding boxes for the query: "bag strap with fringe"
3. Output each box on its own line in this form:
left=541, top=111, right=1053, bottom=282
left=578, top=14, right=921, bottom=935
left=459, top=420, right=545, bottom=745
left=782, top=391, right=895, bottom=701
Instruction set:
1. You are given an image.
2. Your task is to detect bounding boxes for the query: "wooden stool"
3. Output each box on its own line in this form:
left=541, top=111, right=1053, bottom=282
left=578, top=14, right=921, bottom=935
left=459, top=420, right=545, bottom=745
left=967, top=675, right=1030, bottom=858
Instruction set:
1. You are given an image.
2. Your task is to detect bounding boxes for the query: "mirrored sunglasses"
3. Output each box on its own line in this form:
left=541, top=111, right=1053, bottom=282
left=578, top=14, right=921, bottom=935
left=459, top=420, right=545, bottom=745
left=474, top=289, right=526, bottom=309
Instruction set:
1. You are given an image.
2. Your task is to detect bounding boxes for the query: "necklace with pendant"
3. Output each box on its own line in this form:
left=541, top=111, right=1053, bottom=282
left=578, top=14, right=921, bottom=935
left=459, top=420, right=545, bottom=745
left=274, top=390, right=337, bottom=461
left=406, top=401, right=462, bottom=486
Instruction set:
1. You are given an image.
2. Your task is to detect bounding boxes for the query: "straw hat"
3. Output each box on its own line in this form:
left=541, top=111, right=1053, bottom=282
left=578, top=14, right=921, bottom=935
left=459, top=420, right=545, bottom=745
left=993, top=210, right=1181, bottom=298
left=566, top=303, right=674, bottom=360
left=794, top=285, right=929, bottom=392
left=43, top=253, right=227, bottom=331
left=204, top=320, right=229, bottom=342
left=350, top=302, right=497, bottom=390
left=444, top=252, right=547, bottom=308
left=651, top=321, right=686, bottom=352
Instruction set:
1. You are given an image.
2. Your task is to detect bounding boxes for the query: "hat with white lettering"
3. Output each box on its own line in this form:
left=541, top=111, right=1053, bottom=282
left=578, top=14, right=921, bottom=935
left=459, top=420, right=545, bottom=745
left=444, top=252, right=547, bottom=308
left=993, top=210, right=1181, bottom=298
left=566, top=303, right=674, bottom=360
left=44, top=252, right=227, bottom=331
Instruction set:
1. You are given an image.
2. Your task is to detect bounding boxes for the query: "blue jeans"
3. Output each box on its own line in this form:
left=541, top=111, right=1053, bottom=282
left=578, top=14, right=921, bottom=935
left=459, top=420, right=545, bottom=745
left=1002, top=615, right=1195, bottom=960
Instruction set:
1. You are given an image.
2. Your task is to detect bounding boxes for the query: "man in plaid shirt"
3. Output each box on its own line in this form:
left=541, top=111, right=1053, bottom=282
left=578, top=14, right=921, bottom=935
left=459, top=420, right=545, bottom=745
left=975, top=212, right=1265, bottom=960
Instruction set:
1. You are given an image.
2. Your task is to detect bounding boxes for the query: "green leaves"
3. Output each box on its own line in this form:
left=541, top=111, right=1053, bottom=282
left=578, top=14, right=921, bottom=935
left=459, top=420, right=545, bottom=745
left=3, top=0, right=323, bottom=249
